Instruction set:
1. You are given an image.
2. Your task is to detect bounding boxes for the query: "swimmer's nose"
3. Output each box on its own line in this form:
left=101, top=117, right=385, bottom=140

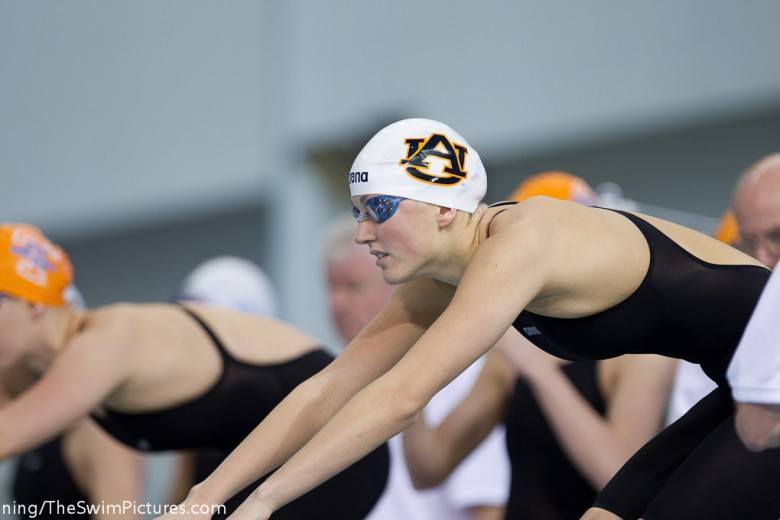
left=355, top=220, right=376, bottom=245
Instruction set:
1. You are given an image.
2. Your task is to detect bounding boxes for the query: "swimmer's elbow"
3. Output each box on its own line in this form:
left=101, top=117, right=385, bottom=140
left=737, top=423, right=779, bottom=452
left=742, top=436, right=771, bottom=453
left=398, top=394, right=426, bottom=423
left=409, top=467, right=447, bottom=490
left=406, top=435, right=450, bottom=489
left=735, top=404, right=780, bottom=452
left=400, top=410, right=450, bottom=489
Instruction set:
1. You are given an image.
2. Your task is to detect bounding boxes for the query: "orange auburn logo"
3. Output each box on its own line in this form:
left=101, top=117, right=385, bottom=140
left=400, top=133, right=468, bottom=186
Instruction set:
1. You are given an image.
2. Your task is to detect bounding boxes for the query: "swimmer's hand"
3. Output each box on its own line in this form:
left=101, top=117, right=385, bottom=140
left=735, top=402, right=780, bottom=451
left=579, top=507, right=624, bottom=520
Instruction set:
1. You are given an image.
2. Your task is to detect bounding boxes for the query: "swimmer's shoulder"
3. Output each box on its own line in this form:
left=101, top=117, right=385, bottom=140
left=84, top=302, right=176, bottom=331
left=55, top=304, right=149, bottom=372
left=480, top=196, right=596, bottom=258
left=483, top=196, right=586, bottom=235
left=80, top=302, right=137, bottom=334
left=625, top=211, right=767, bottom=269
left=186, top=303, right=323, bottom=360
left=77, top=303, right=184, bottom=353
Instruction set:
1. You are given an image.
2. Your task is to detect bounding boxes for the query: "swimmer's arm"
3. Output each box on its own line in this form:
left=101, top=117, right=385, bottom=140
left=402, top=347, right=513, bottom=488
left=469, top=506, right=506, bottom=520
left=232, top=221, right=550, bottom=516
left=186, top=278, right=453, bottom=508
left=526, top=354, right=675, bottom=489
left=0, top=329, right=131, bottom=459
left=168, top=452, right=199, bottom=504
left=0, top=381, right=10, bottom=406
left=78, top=420, right=145, bottom=520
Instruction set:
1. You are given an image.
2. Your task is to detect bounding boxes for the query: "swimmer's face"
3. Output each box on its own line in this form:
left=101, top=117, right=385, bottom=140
left=351, top=195, right=439, bottom=284
left=734, top=173, right=780, bottom=266
left=326, top=244, right=394, bottom=343
left=0, top=296, right=39, bottom=368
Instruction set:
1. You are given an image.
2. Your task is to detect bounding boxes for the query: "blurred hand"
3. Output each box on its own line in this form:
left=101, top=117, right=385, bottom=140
left=735, top=402, right=780, bottom=452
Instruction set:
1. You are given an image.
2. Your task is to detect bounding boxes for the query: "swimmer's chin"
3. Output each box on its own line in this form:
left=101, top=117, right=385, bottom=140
left=381, top=272, right=406, bottom=285
left=381, top=268, right=422, bottom=286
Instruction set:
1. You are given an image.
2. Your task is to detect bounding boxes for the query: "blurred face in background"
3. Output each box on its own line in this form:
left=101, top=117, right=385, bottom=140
left=733, top=155, right=780, bottom=266
left=0, top=296, right=41, bottom=369
left=326, top=243, right=394, bottom=343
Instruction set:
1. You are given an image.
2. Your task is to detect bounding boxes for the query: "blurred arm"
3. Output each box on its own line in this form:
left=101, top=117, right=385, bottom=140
left=168, top=452, right=198, bottom=505
left=402, top=347, right=513, bottom=488
left=73, top=420, right=145, bottom=520
left=186, top=278, right=453, bottom=508
left=0, top=328, right=131, bottom=459
left=522, top=353, right=675, bottom=489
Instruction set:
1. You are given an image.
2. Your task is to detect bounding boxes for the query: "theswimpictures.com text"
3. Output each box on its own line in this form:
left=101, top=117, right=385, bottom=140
left=1, top=500, right=226, bottom=518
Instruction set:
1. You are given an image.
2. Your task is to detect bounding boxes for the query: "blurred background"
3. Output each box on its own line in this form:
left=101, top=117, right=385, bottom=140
left=2, top=0, right=780, bottom=514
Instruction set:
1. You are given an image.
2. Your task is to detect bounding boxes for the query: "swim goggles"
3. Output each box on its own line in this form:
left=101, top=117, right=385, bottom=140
left=352, top=195, right=406, bottom=223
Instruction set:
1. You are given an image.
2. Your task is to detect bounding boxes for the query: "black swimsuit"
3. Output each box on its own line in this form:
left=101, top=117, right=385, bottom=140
left=513, top=209, right=767, bottom=385
left=13, top=436, right=90, bottom=519
left=505, top=360, right=606, bottom=519
left=496, top=204, right=780, bottom=519
left=93, top=306, right=389, bottom=519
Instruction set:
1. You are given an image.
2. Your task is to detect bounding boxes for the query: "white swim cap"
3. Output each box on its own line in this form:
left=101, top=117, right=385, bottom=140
left=64, top=285, right=86, bottom=309
left=349, top=119, right=487, bottom=213
left=179, top=256, right=278, bottom=317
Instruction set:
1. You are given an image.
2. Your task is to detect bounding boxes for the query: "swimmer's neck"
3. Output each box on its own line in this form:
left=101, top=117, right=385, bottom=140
left=23, top=306, right=86, bottom=373
left=421, top=207, right=488, bottom=286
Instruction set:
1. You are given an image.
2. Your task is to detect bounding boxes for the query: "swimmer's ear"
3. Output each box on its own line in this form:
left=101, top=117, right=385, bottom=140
left=436, top=206, right=458, bottom=229
left=29, top=303, right=46, bottom=319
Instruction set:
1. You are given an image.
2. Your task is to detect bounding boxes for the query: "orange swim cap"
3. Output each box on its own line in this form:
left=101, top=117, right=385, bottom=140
left=715, top=210, right=739, bottom=245
left=0, top=223, right=73, bottom=306
left=510, top=171, right=596, bottom=204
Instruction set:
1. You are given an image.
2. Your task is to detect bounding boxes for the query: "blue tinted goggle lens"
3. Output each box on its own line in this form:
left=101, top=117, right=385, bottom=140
left=352, top=196, right=405, bottom=223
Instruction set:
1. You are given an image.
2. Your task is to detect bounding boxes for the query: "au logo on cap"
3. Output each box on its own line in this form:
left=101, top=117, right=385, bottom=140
left=400, top=134, right=468, bottom=186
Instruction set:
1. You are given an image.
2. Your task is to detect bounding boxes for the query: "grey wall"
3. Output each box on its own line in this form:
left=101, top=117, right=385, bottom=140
left=292, top=0, right=780, bottom=151
left=4, top=0, right=780, bottom=239
left=60, top=203, right=273, bottom=305
left=1, top=0, right=780, bottom=513
left=487, top=106, right=780, bottom=216
left=0, top=0, right=282, bottom=237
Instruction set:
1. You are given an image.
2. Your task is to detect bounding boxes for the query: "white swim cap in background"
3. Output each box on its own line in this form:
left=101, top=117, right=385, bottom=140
left=64, top=285, right=86, bottom=309
left=349, top=119, right=487, bottom=213
left=179, top=256, right=279, bottom=317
